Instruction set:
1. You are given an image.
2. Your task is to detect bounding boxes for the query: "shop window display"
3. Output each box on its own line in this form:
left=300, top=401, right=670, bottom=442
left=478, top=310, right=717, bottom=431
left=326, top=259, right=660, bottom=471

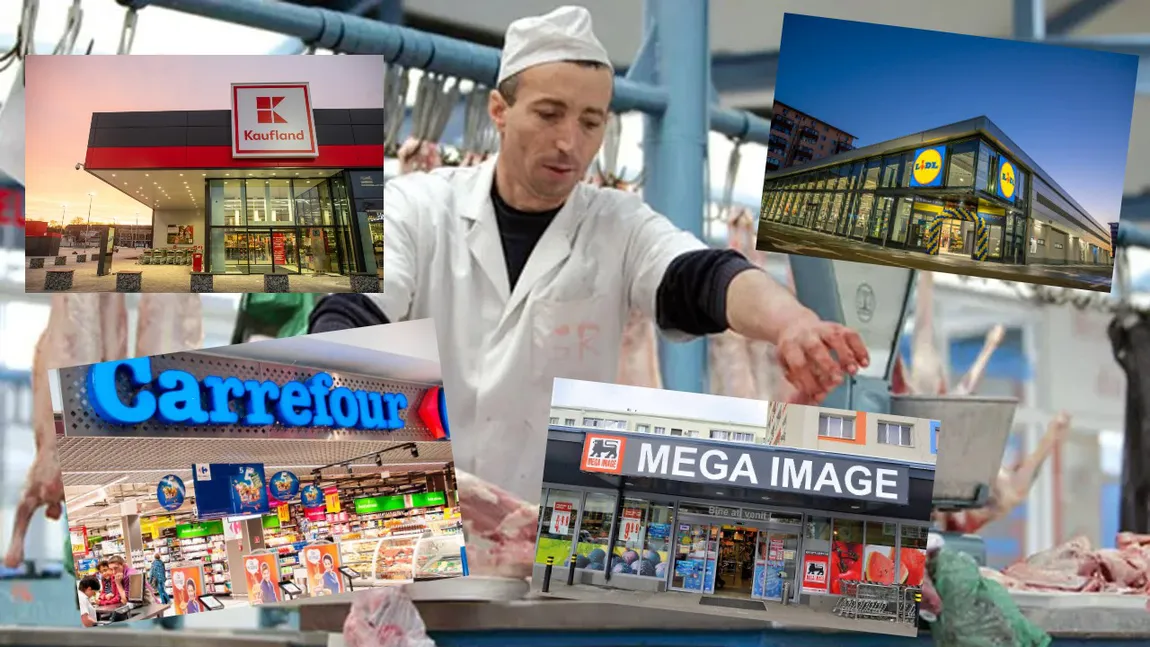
left=899, top=524, right=929, bottom=587
left=534, top=489, right=583, bottom=566
left=862, top=520, right=899, bottom=585
left=606, top=498, right=673, bottom=579
left=800, top=516, right=832, bottom=594
left=829, top=517, right=864, bottom=594
left=571, top=493, right=618, bottom=571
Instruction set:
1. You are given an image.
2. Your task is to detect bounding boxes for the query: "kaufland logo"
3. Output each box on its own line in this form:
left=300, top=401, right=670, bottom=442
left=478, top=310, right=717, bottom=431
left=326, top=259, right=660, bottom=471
left=231, top=83, right=318, bottom=159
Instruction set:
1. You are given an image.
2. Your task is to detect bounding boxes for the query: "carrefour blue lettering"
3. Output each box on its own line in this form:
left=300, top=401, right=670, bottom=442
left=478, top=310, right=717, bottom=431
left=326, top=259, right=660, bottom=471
left=86, top=357, right=408, bottom=430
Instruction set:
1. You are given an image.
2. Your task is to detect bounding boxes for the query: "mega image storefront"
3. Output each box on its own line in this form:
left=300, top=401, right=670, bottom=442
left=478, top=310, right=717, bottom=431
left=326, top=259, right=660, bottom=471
left=760, top=116, right=1113, bottom=267
left=82, top=82, right=384, bottom=276
left=533, top=427, right=934, bottom=606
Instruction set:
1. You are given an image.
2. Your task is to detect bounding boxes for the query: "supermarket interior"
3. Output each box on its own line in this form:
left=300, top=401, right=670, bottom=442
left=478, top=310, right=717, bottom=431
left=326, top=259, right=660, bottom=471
left=63, top=439, right=464, bottom=620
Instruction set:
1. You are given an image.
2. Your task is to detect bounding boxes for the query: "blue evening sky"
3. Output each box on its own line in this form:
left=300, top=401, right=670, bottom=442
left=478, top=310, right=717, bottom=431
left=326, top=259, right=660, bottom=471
left=775, top=14, right=1140, bottom=226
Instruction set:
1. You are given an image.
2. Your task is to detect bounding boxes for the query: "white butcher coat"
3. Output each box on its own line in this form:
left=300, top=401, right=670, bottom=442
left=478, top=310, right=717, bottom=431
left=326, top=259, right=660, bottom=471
left=371, top=158, right=707, bottom=504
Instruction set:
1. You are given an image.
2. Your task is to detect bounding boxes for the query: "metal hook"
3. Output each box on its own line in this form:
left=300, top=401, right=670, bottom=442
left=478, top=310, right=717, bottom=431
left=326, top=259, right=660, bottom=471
left=117, top=6, right=139, bottom=55
left=52, top=0, right=84, bottom=55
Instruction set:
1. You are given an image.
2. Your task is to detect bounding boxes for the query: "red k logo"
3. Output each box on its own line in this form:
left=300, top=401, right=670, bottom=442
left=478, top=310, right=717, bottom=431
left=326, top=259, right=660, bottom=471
left=256, top=96, right=288, bottom=124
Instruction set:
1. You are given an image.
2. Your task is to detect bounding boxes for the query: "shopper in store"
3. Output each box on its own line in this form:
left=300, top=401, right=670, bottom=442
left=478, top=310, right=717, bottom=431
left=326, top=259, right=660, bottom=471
left=95, top=560, right=124, bottom=606
left=108, top=555, right=131, bottom=600
left=148, top=552, right=169, bottom=604
left=77, top=576, right=100, bottom=628
left=307, top=5, right=870, bottom=510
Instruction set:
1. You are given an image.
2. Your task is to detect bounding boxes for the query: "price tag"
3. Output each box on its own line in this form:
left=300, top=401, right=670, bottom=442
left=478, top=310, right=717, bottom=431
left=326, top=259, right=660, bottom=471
left=550, top=502, right=573, bottom=535
left=618, top=508, right=642, bottom=542
left=277, top=504, right=290, bottom=524
left=324, top=493, right=341, bottom=514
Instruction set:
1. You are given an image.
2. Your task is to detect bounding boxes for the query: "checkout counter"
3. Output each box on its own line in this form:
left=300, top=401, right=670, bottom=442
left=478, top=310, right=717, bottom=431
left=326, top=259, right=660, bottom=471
left=92, top=573, right=172, bottom=625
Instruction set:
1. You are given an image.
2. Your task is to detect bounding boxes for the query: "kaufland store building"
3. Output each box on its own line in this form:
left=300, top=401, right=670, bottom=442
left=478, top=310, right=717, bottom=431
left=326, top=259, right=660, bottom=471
left=82, top=83, right=384, bottom=276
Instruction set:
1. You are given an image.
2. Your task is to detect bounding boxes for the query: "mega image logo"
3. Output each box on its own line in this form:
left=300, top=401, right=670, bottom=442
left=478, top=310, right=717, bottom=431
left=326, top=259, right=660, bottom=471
left=231, top=83, right=318, bottom=159
left=910, top=146, right=946, bottom=188
left=997, top=156, right=1017, bottom=202
left=582, top=434, right=626, bottom=474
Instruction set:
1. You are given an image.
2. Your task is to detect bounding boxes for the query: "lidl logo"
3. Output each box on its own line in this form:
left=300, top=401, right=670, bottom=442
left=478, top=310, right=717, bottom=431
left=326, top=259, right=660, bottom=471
left=997, top=155, right=1017, bottom=202
left=909, top=146, right=946, bottom=188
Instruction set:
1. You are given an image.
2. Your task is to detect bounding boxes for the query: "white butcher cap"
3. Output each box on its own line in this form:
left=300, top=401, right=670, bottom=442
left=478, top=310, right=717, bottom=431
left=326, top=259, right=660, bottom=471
left=497, top=6, right=613, bottom=86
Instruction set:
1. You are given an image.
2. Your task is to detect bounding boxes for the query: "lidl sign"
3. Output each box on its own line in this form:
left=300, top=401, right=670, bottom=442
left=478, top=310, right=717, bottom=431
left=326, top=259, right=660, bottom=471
left=909, top=146, right=946, bottom=188
left=996, top=155, right=1017, bottom=203
left=86, top=356, right=409, bottom=430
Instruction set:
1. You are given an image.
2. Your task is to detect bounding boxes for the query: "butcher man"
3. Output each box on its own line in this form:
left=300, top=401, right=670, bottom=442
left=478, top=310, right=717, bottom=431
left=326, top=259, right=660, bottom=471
left=309, top=6, right=869, bottom=505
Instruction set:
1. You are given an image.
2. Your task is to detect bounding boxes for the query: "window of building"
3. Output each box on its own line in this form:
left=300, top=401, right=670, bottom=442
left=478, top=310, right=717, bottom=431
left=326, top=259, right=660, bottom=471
left=607, top=419, right=627, bottom=430
left=832, top=517, right=864, bottom=544
left=635, top=424, right=649, bottom=434
left=534, top=489, right=583, bottom=566
left=565, top=418, right=576, bottom=426
left=572, top=493, right=618, bottom=571
left=549, top=417, right=559, bottom=424
left=670, top=428, right=684, bottom=436
left=866, top=521, right=898, bottom=551
left=880, top=155, right=902, bottom=188
left=818, top=414, right=855, bottom=440
left=877, top=422, right=913, bottom=446
left=614, top=498, right=674, bottom=577
left=685, top=430, right=700, bottom=438
left=975, top=141, right=993, bottom=192
left=653, top=426, right=667, bottom=435
left=582, top=417, right=602, bottom=427
left=710, top=429, right=752, bottom=442
left=898, top=149, right=916, bottom=188
left=946, top=139, right=978, bottom=187
left=863, top=158, right=880, bottom=190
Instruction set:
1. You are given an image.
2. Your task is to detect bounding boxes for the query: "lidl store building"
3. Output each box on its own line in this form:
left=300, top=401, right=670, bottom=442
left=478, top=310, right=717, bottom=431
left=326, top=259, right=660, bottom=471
left=759, top=116, right=1114, bottom=267
left=82, top=83, right=385, bottom=276
left=533, top=416, right=936, bottom=607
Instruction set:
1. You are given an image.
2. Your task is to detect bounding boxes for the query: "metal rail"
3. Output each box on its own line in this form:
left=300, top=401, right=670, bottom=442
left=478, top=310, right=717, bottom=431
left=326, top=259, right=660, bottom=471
left=119, top=0, right=773, bottom=143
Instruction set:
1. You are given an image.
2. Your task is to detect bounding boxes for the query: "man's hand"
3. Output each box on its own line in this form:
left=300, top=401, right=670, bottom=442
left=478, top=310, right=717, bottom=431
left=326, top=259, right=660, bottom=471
left=725, top=269, right=869, bottom=404
left=4, top=449, right=65, bottom=567
left=777, top=319, right=869, bottom=403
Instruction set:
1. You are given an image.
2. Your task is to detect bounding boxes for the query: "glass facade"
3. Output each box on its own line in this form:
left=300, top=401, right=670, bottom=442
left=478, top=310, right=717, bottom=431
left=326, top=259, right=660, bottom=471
left=205, top=174, right=365, bottom=275
left=534, top=485, right=930, bottom=604
left=760, top=136, right=1034, bottom=264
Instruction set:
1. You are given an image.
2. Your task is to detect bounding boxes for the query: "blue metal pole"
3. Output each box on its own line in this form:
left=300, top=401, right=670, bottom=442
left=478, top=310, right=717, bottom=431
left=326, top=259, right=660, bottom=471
left=125, top=0, right=773, bottom=142
left=648, top=0, right=708, bottom=395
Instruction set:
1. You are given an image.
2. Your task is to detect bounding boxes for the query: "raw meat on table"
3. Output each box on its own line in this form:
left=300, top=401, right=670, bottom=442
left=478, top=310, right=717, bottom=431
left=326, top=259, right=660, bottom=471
left=454, top=469, right=539, bottom=579
left=982, top=534, right=1150, bottom=595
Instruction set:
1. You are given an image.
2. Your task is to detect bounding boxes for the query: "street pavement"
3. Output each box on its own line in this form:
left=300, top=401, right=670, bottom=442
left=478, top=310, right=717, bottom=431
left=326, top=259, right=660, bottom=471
left=757, top=222, right=1115, bottom=292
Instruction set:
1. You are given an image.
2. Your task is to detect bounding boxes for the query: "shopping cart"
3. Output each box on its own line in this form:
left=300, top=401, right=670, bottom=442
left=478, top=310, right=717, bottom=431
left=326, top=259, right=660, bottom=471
left=832, top=579, right=901, bottom=621
left=898, top=585, right=921, bottom=625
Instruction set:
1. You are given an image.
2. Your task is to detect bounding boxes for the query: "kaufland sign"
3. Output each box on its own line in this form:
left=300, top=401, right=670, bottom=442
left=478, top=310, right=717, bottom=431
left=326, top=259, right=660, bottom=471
left=231, top=82, right=318, bottom=159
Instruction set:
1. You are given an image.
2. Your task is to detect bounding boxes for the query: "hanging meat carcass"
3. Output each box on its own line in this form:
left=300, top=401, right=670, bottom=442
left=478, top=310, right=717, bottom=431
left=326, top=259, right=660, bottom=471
left=5, top=294, right=203, bottom=567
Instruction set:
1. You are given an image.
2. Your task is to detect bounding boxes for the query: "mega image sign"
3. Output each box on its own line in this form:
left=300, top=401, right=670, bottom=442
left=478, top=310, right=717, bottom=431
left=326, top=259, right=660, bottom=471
left=581, top=433, right=910, bottom=504
left=231, top=82, right=318, bottom=159
left=85, top=356, right=409, bottom=431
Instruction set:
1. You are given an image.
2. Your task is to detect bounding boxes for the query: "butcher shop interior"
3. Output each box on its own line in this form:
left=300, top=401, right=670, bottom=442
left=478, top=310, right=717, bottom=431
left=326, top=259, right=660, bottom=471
left=7, top=0, right=1150, bottom=644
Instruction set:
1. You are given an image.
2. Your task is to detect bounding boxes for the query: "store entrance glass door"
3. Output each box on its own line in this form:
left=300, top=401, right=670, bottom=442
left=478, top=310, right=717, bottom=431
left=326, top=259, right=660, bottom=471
left=670, top=522, right=718, bottom=594
left=270, top=229, right=298, bottom=273
left=751, top=528, right=802, bottom=602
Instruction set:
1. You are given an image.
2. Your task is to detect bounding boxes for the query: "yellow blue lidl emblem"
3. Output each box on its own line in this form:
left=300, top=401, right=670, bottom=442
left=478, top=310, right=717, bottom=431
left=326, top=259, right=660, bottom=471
left=909, top=146, right=946, bottom=188
left=997, top=155, right=1017, bottom=202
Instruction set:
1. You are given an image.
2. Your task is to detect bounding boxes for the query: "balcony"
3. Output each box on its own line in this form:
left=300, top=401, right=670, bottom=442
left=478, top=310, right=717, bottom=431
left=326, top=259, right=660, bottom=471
left=792, top=149, right=814, bottom=163
left=768, top=136, right=789, bottom=150
left=800, top=126, right=819, bottom=139
left=834, top=141, right=854, bottom=154
left=771, top=121, right=793, bottom=136
left=765, top=159, right=781, bottom=172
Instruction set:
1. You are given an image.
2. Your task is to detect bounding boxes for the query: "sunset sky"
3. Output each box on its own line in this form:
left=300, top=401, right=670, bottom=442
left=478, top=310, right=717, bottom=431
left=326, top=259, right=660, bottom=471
left=23, top=54, right=383, bottom=227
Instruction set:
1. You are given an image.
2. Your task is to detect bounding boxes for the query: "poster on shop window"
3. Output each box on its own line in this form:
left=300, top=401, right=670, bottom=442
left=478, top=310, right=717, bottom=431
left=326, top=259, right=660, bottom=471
left=802, top=552, right=829, bottom=593
left=272, top=233, right=286, bottom=265
left=170, top=564, right=208, bottom=615
left=550, top=502, right=573, bottom=535
left=617, top=508, right=642, bottom=542
left=243, top=552, right=282, bottom=605
left=830, top=540, right=864, bottom=594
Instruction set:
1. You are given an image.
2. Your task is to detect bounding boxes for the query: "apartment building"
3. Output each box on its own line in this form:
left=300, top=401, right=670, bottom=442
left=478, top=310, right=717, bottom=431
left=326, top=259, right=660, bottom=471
left=549, top=404, right=937, bottom=465
left=767, top=101, right=858, bottom=173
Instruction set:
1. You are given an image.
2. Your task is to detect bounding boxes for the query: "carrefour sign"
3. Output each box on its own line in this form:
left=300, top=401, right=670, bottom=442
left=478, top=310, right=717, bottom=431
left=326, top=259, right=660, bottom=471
left=909, top=145, right=946, bottom=188
left=86, top=357, right=408, bottom=430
